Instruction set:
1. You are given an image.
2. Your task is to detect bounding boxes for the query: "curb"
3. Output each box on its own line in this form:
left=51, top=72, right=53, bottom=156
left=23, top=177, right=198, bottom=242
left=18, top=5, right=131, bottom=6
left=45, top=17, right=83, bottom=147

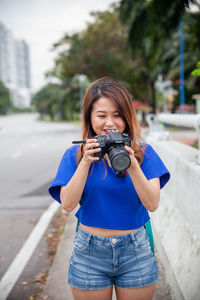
left=41, top=212, right=76, bottom=300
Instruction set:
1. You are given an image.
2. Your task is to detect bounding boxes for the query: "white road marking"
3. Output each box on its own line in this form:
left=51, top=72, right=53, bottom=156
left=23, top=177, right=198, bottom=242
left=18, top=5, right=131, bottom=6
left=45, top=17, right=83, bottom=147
left=0, top=201, right=59, bottom=300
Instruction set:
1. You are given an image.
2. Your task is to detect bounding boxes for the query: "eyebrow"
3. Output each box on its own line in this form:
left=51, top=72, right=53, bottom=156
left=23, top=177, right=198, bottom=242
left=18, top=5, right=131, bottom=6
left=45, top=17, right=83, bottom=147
left=96, top=110, right=119, bottom=113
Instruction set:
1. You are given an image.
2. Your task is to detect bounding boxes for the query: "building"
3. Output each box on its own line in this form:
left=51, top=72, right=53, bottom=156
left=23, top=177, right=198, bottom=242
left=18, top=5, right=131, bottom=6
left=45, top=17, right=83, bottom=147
left=0, top=22, right=31, bottom=108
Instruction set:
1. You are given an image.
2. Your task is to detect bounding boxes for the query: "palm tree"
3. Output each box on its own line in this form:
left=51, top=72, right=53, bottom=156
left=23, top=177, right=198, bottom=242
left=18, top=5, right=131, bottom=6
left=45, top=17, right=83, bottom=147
left=119, top=0, right=199, bottom=47
left=118, top=0, right=199, bottom=112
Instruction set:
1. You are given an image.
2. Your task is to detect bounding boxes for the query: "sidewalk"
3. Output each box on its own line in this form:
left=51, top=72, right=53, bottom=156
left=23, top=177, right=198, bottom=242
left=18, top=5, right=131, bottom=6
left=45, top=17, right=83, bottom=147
left=42, top=212, right=172, bottom=300
left=168, top=129, right=197, bottom=146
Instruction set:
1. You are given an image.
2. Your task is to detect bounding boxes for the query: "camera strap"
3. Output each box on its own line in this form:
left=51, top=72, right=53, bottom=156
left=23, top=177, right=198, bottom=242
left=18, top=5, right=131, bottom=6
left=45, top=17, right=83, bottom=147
left=115, top=171, right=127, bottom=177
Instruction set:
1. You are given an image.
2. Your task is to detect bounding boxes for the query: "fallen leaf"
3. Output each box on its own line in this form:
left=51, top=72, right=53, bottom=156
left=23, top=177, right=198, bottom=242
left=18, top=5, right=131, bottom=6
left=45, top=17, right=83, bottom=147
left=0, top=256, right=5, bottom=262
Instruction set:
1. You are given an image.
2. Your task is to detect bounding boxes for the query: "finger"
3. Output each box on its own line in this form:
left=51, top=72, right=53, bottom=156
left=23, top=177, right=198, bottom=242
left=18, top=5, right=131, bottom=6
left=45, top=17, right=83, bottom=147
left=90, top=147, right=101, bottom=154
left=125, top=145, right=134, bottom=155
left=85, top=148, right=101, bottom=157
left=90, top=155, right=100, bottom=161
left=86, top=138, right=98, bottom=144
left=85, top=142, right=99, bottom=150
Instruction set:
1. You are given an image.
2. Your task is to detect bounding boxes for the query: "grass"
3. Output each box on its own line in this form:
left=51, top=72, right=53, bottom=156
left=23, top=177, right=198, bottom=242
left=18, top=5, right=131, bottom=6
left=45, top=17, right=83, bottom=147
left=163, top=124, right=195, bottom=131
left=192, top=141, right=199, bottom=149
left=37, top=114, right=81, bottom=125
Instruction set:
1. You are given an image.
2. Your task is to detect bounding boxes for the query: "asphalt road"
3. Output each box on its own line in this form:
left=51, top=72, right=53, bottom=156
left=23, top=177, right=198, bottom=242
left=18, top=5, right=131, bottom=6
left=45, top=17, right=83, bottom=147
left=0, top=113, right=81, bottom=281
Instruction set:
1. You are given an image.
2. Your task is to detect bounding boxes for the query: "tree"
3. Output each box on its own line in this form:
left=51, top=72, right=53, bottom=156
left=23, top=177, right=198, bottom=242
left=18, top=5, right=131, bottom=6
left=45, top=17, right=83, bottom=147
left=0, top=81, right=10, bottom=115
left=32, top=83, right=62, bottom=120
left=119, top=0, right=199, bottom=46
left=59, top=75, right=90, bottom=121
left=159, top=11, right=200, bottom=101
left=32, top=75, right=91, bottom=121
left=49, top=6, right=152, bottom=102
left=118, top=0, right=200, bottom=112
left=192, top=61, right=200, bottom=77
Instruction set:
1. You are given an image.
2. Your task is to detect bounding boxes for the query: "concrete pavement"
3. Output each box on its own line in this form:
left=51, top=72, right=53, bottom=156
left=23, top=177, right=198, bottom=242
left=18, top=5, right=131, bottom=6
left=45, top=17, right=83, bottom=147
left=42, top=210, right=173, bottom=300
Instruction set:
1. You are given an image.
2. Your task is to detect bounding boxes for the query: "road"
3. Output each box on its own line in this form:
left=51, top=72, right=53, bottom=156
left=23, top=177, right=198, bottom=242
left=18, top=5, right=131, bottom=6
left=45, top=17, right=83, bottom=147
left=0, top=113, right=81, bottom=298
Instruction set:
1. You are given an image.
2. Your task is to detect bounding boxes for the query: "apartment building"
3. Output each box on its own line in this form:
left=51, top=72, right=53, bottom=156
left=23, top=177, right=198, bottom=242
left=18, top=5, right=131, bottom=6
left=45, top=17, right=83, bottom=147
left=0, top=22, right=31, bottom=108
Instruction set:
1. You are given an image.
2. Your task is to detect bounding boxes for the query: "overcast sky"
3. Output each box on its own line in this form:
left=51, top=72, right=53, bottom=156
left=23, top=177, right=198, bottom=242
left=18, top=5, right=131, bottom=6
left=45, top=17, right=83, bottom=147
left=0, top=0, right=115, bottom=92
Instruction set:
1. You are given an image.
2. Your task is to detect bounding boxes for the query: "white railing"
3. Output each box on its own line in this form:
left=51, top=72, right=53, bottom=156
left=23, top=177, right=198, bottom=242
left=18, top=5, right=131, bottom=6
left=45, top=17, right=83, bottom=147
left=146, top=113, right=200, bottom=164
left=158, top=113, right=200, bottom=129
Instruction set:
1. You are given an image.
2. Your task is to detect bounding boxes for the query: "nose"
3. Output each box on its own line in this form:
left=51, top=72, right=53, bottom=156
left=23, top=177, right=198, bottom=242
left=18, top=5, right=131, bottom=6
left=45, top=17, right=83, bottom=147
left=105, top=117, right=114, bottom=127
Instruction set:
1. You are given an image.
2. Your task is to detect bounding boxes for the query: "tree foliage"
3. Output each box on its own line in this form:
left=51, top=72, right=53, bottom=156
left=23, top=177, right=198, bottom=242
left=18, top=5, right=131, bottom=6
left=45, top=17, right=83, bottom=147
left=119, top=0, right=199, bottom=49
left=32, top=76, right=90, bottom=121
left=0, top=80, right=10, bottom=115
left=119, top=0, right=200, bottom=111
left=192, top=61, right=200, bottom=77
left=49, top=7, right=151, bottom=100
left=32, top=83, right=61, bottom=120
left=37, top=1, right=200, bottom=120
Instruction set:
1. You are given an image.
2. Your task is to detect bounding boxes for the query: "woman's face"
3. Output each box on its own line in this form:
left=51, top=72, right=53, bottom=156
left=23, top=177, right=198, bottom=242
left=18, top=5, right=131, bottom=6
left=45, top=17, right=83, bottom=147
left=90, top=97, right=126, bottom=136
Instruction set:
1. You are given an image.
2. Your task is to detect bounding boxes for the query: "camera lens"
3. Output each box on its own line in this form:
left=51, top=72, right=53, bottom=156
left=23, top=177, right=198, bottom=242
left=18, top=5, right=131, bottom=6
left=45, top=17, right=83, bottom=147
left=109, top=148, right=131, bottom=171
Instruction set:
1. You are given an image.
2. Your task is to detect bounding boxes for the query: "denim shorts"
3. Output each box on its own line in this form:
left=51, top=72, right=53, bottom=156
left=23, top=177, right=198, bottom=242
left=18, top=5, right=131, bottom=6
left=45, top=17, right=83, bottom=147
left=68, top=226, right=158, bottom=290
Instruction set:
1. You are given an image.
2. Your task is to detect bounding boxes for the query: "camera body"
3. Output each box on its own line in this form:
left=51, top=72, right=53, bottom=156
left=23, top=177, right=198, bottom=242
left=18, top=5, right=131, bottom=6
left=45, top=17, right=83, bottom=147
left=93, top=130, right=131, bottom=176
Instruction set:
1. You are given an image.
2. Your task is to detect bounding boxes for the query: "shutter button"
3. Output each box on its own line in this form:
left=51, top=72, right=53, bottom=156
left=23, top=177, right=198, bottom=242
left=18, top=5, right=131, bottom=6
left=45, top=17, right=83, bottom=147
left=111, top=238, right=117, bottom=244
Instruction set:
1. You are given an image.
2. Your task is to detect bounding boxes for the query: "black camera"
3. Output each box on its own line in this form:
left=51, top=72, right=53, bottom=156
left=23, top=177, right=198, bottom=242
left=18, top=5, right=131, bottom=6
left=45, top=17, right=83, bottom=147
left=73, top=130, right=131, bottom=177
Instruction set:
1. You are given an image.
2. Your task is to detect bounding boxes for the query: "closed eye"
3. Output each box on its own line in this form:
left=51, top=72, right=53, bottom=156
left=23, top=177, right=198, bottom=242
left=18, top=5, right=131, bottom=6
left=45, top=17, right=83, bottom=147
left=98, top=115, right=105, bottom=118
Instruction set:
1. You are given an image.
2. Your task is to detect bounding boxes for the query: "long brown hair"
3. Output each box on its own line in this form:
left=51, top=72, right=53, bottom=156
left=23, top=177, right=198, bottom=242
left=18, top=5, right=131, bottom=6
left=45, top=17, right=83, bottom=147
left=77, top=77, right=144, bottom=165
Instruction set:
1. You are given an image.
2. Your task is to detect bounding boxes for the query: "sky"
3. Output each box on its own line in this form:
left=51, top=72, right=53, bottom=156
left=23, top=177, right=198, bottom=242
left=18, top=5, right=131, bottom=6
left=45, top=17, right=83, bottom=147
left=0, top=0, right=115, bottom=92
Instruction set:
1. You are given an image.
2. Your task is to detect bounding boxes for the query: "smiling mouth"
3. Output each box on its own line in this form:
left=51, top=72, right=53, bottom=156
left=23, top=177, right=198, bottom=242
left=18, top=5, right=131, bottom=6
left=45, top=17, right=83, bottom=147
left=103, top=129, right=117, bottom=135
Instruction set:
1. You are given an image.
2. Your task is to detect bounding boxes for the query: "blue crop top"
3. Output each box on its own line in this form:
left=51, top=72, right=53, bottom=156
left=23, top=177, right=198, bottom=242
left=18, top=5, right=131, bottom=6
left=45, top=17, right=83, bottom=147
left=49, top=143, right=170, bottom=230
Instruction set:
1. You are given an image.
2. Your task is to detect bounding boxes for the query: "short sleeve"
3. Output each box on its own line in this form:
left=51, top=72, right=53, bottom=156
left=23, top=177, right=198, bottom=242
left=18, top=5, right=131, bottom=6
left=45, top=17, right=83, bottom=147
left=48, top=145, right=79, bottom=203
left=140, top=143, right=170, bottom=189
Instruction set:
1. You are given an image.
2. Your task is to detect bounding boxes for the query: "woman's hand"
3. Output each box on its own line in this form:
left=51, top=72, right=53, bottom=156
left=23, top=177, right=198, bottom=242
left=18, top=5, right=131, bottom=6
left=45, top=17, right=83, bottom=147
left=82, top=139, right=101, bottom=165
left=104, top=146, right=139, bottom=171
left=61, top=138, right=100, bottom=213
left=125, top=145, right=139, bottom=171
left=125, top=145, right=160, bottom=212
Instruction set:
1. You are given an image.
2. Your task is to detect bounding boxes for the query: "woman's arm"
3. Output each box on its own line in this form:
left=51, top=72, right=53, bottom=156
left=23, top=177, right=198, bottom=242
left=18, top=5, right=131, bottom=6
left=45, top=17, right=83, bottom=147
left=60, top=139, right=100, bottom=212
left=125, top=145, right=160, bottom=212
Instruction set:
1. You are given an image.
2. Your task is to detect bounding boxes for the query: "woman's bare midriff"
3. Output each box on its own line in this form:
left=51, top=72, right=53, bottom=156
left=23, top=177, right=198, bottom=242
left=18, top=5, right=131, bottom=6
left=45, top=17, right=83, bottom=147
left=80, top=223, right=138, bottom=237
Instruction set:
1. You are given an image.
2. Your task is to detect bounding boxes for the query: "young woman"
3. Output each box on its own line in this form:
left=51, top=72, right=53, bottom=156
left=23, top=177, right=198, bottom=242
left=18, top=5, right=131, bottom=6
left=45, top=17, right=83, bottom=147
left=49, top=78, right=170, bottom=300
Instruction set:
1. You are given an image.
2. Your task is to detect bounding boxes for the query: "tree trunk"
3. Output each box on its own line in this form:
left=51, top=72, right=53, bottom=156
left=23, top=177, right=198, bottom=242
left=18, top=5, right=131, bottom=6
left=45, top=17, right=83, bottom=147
left=150, top=80, right=156, bottom=114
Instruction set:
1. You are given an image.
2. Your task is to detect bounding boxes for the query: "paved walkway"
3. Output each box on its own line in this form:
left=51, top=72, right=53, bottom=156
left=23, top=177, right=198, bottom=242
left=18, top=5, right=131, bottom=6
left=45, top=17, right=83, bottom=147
left=42, top=211, right=173, bottom=300
left=168, top=129, right=197, bottom=146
